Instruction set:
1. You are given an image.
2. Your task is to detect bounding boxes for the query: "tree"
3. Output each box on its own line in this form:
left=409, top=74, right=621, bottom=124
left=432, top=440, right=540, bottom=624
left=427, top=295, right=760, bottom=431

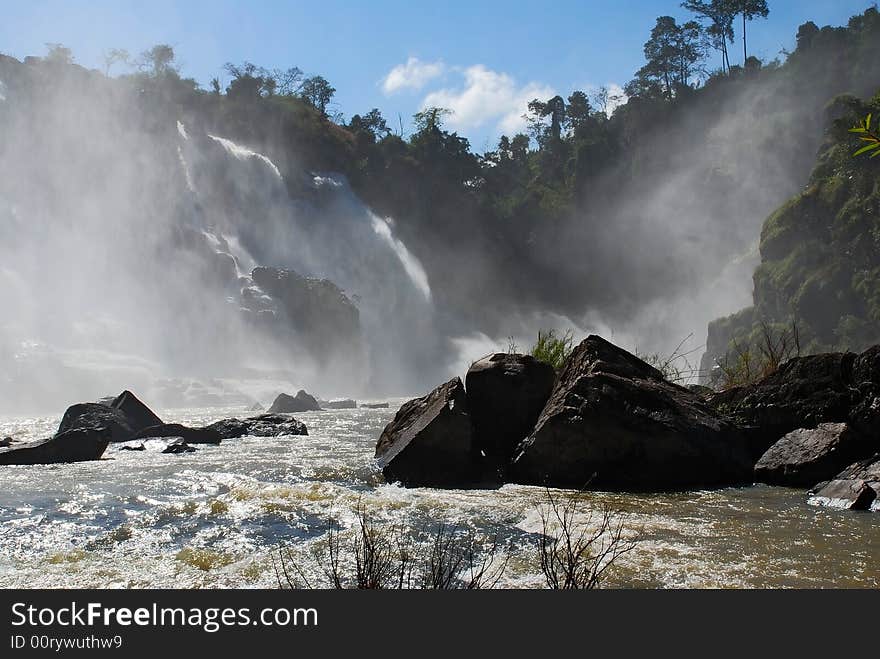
left=140, top=44, right=177, bottom=77
left=632, top=17, right=704, bottom=99
left=527, top=95, right=566, bottom=146
left=591, top=86, right=624, bottom=118
left=566, top=91, right=593, bottom=134
left=682, top=0, right=736, bottom=75
left=223, top=61, right=278, bottom=99
left=300, top=76, right=336, bottom=116
left=413, top=107, right=452, bottom=133
left=362, top=108, right=390, bottom=138
left=102, top=48, right=129, bottom=76
left=737, top=0, right=770, bottom=64
left=44, top=43, right=73, bottom=65
left=273, top=66, right=304, bottom=96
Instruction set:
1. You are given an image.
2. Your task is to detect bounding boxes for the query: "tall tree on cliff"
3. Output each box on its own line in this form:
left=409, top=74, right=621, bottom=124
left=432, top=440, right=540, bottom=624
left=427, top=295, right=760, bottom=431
left=737, top=0, right=770, bottom=64
left=682, top=0, right=736, bottom=74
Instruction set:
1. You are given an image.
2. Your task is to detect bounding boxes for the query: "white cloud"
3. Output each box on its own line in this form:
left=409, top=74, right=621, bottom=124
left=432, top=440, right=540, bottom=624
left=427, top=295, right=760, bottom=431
left=382, top=57, right=445, bottom=95
left=421, top=65, right=555, bottom=137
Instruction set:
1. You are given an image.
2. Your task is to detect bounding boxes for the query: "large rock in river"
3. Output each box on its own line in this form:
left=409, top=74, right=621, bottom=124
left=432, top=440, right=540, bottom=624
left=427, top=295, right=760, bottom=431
left=57, top=403, right=135, bottom=443
left=375, top=378, right=476, bottom=488
left=130, top=423, right=222, bottom=445
left=58, top=390, right=163, bottom=443
left=511, top=335, right=753, bottom=490
left=808, top=455, right=880, bottom=511
left=465, top=353, right=555, bottom=472
left=0, top=428, right=111, bottom=465
left=268, top=390, right=321, bottom=413
left=708, top=352, right=858, bottom=457
left=110, top=390, right=163, bottom=432
left=205, top=414, right=308, bottom=439
left=754, top=422, right=872, bottom=487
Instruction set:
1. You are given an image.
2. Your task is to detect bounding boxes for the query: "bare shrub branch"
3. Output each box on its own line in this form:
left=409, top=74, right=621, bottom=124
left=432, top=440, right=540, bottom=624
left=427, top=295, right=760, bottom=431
left=536, top=489, right=637, bottom=589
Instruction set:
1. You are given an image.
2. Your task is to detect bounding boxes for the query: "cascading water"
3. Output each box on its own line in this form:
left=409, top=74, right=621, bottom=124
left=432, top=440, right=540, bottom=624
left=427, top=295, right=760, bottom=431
left=0, top=53, right=444, bottom=413
left=177, top=123, right=443, bottom=394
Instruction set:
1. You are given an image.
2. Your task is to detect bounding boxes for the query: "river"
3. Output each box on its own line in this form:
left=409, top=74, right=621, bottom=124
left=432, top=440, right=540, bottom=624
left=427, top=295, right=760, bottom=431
left=1, top=404, right=877, bottom=588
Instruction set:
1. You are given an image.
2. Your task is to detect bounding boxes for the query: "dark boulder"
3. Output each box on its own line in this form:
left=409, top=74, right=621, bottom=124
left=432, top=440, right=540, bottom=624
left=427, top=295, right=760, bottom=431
left=853, top=345, right=880, bottom=385
left=162, top=439, right=197, bottom=455
left=849, top=385, right=880, bottom=437
left=375, top=378, right=476, bottom=488
left=687, top=384, right=715, bottom=399
left=249, top=267, right=361, bottom=362
left=511, top=335, right=753, bottom=490
left=119, top=444, right=146, bottom=452
left=754, top=423, right=873, bottom=487
left=57, top=403, right=134, bottom=443
left=205, top=414, right=308, bottom=439
left=0, top=428, right=111, bottom=465
left=58, top=391, right=164, bottom=443
left=808, top=455, right=880, bottom=511
left=465, top=353, right=555, bottom=474
left=808, top=479, right=877, bottom=511
left=322, top=399, right=357, bottom=410
left=130, top=423, right=222, bottom=445
left=708, top=352, right=859, bottom=457
left=0, top=437, right=12, bottom=448
left=109, top=390, right=163, bottom=433
left=268, top=390, right=321, bottom=413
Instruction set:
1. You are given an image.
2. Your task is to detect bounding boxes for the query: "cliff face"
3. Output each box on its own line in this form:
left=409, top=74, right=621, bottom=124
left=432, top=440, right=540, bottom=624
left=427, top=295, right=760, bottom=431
left=702, top=94, right=880, bottom=384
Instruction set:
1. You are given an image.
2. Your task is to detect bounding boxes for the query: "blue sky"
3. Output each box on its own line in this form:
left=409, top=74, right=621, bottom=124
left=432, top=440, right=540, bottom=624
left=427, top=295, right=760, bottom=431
left=0, top=0, right=872, bottom=150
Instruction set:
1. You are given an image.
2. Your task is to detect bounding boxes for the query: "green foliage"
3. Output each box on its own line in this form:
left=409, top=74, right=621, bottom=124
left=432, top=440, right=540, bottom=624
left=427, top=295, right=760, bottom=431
left=716, top=322, right=801, bottom=389
left=530, top=329, right=574, bottom=370
left=299, top=75, right=336, bottom=116
left=849, top=113, right=880, bottom=159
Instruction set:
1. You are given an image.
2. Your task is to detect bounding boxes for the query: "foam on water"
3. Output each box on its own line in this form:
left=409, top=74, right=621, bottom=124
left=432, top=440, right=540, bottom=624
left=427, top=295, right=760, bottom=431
left=1, top=406, right=877, bottom=589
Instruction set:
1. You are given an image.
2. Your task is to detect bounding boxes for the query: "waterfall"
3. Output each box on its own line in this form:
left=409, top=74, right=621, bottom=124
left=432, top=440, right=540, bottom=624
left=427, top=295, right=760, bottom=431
left=178, top=127, right=443, bottom=393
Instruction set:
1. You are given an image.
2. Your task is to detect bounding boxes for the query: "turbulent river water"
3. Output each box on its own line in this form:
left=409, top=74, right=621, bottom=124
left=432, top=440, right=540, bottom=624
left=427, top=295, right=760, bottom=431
left=1, top=404, right=878, bottom=589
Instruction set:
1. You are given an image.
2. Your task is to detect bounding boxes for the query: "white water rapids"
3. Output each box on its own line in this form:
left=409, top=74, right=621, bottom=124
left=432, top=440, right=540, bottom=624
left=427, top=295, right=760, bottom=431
left=1, top=405, right=878, bottom=588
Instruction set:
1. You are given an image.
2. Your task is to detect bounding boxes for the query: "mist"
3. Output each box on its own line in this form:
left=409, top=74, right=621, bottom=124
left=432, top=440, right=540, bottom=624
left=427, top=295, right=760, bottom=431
left=0, top=27, right=872, bottom=413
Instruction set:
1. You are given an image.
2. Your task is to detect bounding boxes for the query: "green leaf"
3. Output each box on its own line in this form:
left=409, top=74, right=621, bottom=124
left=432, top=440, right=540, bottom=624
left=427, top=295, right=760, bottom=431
left=854, top=142, right=880, bottom=156
left=850, top=127, right=867, bottom=133
left=867, top=113, right=873, bottom=130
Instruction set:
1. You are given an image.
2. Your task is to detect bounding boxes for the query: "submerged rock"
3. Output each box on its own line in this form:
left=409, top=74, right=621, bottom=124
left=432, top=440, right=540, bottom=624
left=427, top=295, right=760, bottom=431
left=375, top=377, right=476, bottom=488
left=809, top=455, right=880, bottom=512
left=130, top=423, right=222, bottom=445
left=0, top=428, right=111, bottom=465
left=268, top=390, right=321, bottom=413
left=322, top=398, right=357, bottom=410
left=808, top=479, right=877, bottom=511
left=511, top=335, right=752, bottom=490
left=465, top=353, right=555, bottom=476
left=162, top=439, right=197, bottom=455
left=0, top=437, right=12, bottom=448
left=205, top=414, right=308, bottom=439
left=754, top=423, right=872, bottom=487
left=361, top=402, right=390, bottom=409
